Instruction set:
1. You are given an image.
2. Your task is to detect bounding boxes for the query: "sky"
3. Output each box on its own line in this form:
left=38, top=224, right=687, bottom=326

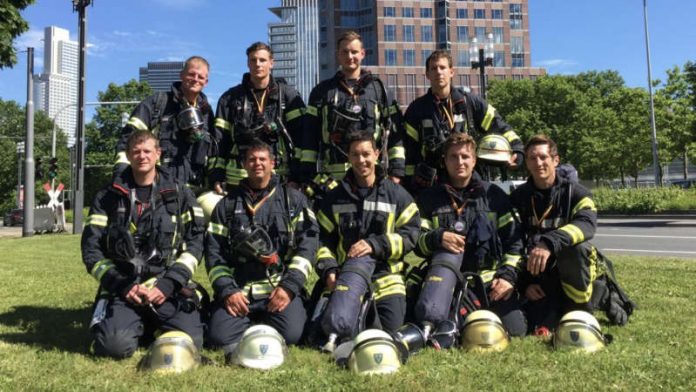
left=1, top=0, right=694, bottom=119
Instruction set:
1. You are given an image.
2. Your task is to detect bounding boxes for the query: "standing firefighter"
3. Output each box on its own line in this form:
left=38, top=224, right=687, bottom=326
left=211, top=42, right=305, bottom=190
left=206, top=140, right=318, bottom=363
left=115, top=56, right=217, bottom=192
left=83, top=130, right=206, bottom=359
left=299, top=31, right=405, bottom=197
left=403, top=50, right=523, bottom=192
left=315, top=131, right=420, bottom=352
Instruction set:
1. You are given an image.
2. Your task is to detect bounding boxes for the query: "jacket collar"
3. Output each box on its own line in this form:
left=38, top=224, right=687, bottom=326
left=110, top=167, right=176, bottom=197
left=172, top=81, right=210, bottom=111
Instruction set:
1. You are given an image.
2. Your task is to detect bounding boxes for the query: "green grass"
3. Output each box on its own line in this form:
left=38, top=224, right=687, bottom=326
left=1, top=235, right=695, bottom=391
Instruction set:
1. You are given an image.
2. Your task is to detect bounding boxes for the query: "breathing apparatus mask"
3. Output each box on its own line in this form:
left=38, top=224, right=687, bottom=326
left=176, top=106, right=205, bottom=143
left=230, top=225, right=279, bottom=267
left=105, top=225, right=161, bottom=276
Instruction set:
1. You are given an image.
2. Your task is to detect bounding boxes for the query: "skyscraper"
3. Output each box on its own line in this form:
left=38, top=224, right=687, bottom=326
left=268, top=0, right=320, bottom=101
left=34, top=26, right=78, bottom=147
left=139, top=61, right=185, bottom=92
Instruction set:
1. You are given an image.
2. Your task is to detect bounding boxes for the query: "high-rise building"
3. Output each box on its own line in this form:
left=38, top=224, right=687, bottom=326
left=317, top=0, right=545, bottom=106
left=268, top=0, right=320, bottom=101
left=139, top=61, right=184, bottom=92
left=34, top=26, right=78, bottom=147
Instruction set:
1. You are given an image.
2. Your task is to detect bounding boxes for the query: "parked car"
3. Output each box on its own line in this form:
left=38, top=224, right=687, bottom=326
left=3, top=208, right=23, bottom=227
left=671, top=179, right=696, bottom=189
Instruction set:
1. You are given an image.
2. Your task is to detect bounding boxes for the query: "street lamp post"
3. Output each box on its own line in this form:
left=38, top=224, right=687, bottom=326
left=470, top=33, right=494, bottom=99
left=642, top=0, right=661, bottom=186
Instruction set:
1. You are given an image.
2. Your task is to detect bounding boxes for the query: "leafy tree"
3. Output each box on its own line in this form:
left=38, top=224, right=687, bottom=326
left=656, top=65, right=695, bottom=179
left=0, top=0, right=35, bottom=69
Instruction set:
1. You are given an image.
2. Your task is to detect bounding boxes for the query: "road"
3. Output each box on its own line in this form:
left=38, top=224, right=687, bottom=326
left=595, top=217, right=696, bottom=259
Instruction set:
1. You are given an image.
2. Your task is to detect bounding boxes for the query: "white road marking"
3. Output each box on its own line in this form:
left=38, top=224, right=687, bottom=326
left=603, top=248, right=696, bottom=255
left=596, top=234, right=696, bottom=240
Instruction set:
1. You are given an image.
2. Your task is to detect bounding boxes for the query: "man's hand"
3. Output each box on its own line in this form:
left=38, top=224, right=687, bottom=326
left=145, top=286, right=167, bottom=306
left=124, top=284, right=149, bottom=305
left=525, top=284, right=546, bottom=301
left=214, top=181, right=225, bottom=195
left=347, top=240, right=373, bottom=259
left=489, top=278, right=513, bottom=302
left=527, top=242, right=551, bottom=276
left=507, top=152, right=521, bottom=170
left=224, top=292, right=250, bottom=317
left=267, top=287, right=293, bottom=313
left=325, top=272, right=337, bottom=292
left=441, top=231, right=466, bottom=254
left=389, top=176, right=401, bottom=184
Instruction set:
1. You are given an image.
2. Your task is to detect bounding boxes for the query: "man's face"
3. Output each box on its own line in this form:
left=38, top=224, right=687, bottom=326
left=337, top=39, right=365, bottom=74
left=180, top=61, right=209, bottom=96
left=444, top=143, right=476, bottom=183
left=426, top=57, right=454, bottom=90
left=247, top=49, right=274, bottom=82
left=127, top=138, right=161, bottom=177
left=348, top=140, right=379, bottom=179
left=526, top=144, right=559, bottom=184
left=243, top=148, right=274, bottom=182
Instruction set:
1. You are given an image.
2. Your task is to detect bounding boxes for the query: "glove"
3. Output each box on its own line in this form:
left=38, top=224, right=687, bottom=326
left=605, top=292, right=629, bottom=326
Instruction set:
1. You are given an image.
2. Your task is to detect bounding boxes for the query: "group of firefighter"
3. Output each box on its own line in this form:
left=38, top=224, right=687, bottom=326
left=81, top=31, right=635, bottom=374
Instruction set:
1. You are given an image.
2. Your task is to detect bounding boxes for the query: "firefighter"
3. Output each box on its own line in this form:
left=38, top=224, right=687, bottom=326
left=403, top=50, right=523, bottom=193
left=115, top=56, right=218, bottom=193
left=316, top=131, right=420, bottom=352
left=211, top=42, right=305, bottom=190
left=510, top=135, right=598, bottom=336
left=83, top=130, right=206, bottom=358
left=206, top=139, right=318, bottom=361
left=298, top=31, right=405, bottom=197
left=411, top=133, right=527, bottom=339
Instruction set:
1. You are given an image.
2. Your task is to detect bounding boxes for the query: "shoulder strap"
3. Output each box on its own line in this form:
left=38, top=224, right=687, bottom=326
left=150, top=91, right=169, bottom=131
left=462, top=92, right=476, bottom=136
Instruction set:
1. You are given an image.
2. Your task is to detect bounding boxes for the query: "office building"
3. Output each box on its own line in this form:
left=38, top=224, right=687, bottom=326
left=139, top=61, right=184, bottom=92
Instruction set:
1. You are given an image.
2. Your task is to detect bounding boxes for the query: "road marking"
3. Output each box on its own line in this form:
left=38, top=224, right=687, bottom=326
left=603, top=248, right=696, bottom=255
left=596, top=234, right=696, bottom=240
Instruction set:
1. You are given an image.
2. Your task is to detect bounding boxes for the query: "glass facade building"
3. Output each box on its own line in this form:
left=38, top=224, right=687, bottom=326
left=139, top=61, right=185, bottom=93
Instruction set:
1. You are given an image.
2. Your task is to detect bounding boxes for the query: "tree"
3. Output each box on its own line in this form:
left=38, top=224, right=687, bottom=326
left=656, top=65, right=695, bottom=179
left=0, top=0, right=35, bottom=69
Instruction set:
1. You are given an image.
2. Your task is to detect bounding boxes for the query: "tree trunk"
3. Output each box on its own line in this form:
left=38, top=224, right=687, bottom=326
left=683, top=148, right=689, bottom=179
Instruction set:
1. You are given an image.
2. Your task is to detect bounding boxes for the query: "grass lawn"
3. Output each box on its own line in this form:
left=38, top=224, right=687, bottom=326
left=0, top=234, right=695, bottom=391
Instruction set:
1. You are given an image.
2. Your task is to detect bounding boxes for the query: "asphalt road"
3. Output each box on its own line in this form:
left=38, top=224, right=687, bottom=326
left=595, top=217, right=696, bottom=259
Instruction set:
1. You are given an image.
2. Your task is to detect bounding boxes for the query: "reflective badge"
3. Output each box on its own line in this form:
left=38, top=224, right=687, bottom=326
left=570, top=331, right=580, bottom=342
left=351, top=104, right=362, bottom=114
left=373, top=353, right=383, bottom=364
left=453, top=221, right=466, bottom=233
left=164, top=354, right=173, bottom=365
left=481, top=332, right=490, bottom=343
left=260, top=344, right=269, bottom=355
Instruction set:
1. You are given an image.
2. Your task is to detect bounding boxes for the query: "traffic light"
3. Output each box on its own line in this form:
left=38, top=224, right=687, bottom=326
left=36, top=157, right=44, bottom=179
left=48, top=157, right=58, bottom=179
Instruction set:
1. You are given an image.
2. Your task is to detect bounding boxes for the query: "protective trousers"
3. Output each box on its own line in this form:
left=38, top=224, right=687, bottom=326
left=413, top=251, right=464, bottom=325
left=91, top=295, right=204, bottom=359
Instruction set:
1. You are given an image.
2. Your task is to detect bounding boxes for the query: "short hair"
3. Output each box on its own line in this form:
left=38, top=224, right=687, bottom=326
left=442, top=132, right=476, bottom=157
left=127, top=130, right=159, bottom=151
left=244, top=139, right=275, bottom=161
left=524, top=134, right=558, bottom=157
left=425, top=50, right=453, bottom=72
left=246, top=42, right=274, bottom=59
left=183, top=56, right=209, bottom=72
left=337, top=31, right=363, bottom=48
left=346, top=130, right=377, bottom=151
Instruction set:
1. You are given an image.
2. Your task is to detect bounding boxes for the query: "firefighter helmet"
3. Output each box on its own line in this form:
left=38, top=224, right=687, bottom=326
left=229, top=324, right=287, bottom=370
left=476, top=134, right=512, bottom=163
left=460, top=310, right=510, bottom=352
left=347, top=329, right=403, bottom=375
left=553, top=311, right=607, bottom=353
left=139, top=331, right=200, bottom=374
left=197, top=191, right=224, bottom=224
left=390, top=323, right=426, bottom=359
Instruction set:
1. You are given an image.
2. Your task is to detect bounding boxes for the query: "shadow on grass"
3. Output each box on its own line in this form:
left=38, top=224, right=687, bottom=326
left=0, top=303, right=92, bottom=354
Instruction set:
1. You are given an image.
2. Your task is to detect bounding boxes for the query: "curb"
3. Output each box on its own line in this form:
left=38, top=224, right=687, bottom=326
left=599, top=211, right=696, bottom=220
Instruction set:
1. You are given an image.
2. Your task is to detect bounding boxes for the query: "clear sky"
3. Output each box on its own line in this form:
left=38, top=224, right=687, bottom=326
left=1, top=0, right=694, bottom=116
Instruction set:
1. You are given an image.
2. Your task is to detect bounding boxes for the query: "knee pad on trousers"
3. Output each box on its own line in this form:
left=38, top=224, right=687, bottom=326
left=557, top=243, right=596, bottom=306
left=414, top=264, right=458, bottom=325
left=92, top=328, right=140, bottom=359
left=321, top=270, right=369, bottom=339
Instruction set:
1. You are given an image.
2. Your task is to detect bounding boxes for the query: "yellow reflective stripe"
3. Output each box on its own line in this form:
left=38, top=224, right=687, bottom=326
left=561, top=245, right=598, bottom=303
left=420, top=218, right=432, bottom=230
left=306, top=105, right=318, bottom=116
left=503, top=130, right=521, bottom=143
left=387, top=233, right=403, bottom=260
left=305, top=208, right=317, bottom=223
left=497, top=212, right=513, bottom=229
left=91, top=259, right=115, bottom=281
left=503, top=253, right=521, bottom=268
left=388, top=261, right=404, bottom=274
left=479, top=269, right=496, bottom=283
left=372, top=274, right=405, bottom=300
left=208, top=265, right=233, bottom=284
left=572, top=197, right=597, bottom=216
left=244, top=274, right=283, bottom=297
left=175, top=252, right=198, bottom=274
left=363, top=200, right=397, bottom=214
left=433, top=216, right=439, bottom=229
left=215, top=118, right=232, bottom=130
left=208, top=222, right=229, bottom=236
left=288, top=256, right=313, bottom=279
left=285, top=108, right=302, bottom=122
left=388, top=146, right=405, bottom=160
left=301, top=149, right=318, bottom=163
left=405, top=122, right=419, bottom=141
left=317, top=246, right=336, bottom=260
left=481, top=104, right=496, bottom=131
left=226, top=166, right=248, bottom=185
left=559, top=224, right=585, bottom=245
left=115, top=151, right=129, bottom=165
left=405, top=165, right=415, bottom=176
left=180, top=211, right=193, bottom=224
left=127, top=116, right=148, bottom=131
left=325, top=162, right=351, bottom=175
left=316, top=210, right=335, bottom=233
left=85, top=214, right=108, bottom=228
left=192, top=206, right=204, bottom=219
left=396, top=202, right=418, bottom=228
left=418, top=233, right=432, bottom=255
left=210, top=158, right=227, bottom=170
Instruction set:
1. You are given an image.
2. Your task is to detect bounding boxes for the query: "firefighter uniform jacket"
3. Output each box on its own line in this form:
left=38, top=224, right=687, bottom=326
left=415, top=173, right=523, bottom=284
left=116, top=81, right=217, bottom=189
left=316, top=168, right=420, bottom=282
left=403, top=87, right=523, bottom=176
left=81, top=169, right=205, bottom=299
left=211, top=74, right=305, bottom=186
left=299, top=70, right=405, bottom=183
left=206, top=175, right=318, bottom=301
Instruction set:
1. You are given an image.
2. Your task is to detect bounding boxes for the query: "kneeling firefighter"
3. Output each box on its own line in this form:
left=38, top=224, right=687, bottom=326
left=82, top=130, right=207, bottom=359
left=205, top=140, right=318, bottom=362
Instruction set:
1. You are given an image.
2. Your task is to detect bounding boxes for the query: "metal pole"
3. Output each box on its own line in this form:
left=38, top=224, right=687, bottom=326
left=22, top=48, right=35, bottom=237
left=73, top=0, right=90, bottom=234
left=478, top=48, right=486, bottom=100
left=643, top=0, right=660, bottom=186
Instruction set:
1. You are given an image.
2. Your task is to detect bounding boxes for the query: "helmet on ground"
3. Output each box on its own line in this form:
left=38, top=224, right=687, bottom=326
left=139, top=331, right=200, bottom=374
left=229, top=324, right=287, bottom=370
left=197, top=191, right=224, bottom=224
left=476, top=134, right=512, bottom=163
left=390, top=323, right=426, bottom=359
left=553, top=311, right=607, bottom=353
left=460, top=310, right=510, bottom=352
left=347, top=329, right=403, bottom=375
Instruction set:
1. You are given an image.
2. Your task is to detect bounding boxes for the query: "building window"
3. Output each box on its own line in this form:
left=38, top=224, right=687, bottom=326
left=475, top=27, right=486, bottom=42
left=456, top=9, right=468, bottom=18
left=404, top=49, right=415, bottom=66
left=438, top=23, right=448, bottom=43
left=513, top=74, right=523, bottom=80
left=458, top=74, right=470, bottom=88
left=457, top=50, right=470, bottom=67
left=511, top=36, right=523, bottom=53
left=385, top=49, right=397, bottom=65
left=421, top=25, right=433, bottom=42
left=383, top=6, right=396, bottom=17
left=384, top=25, right=396, bottom=42
left=456, top=26, right=469, bottom=42
left=405, top=74, right=416, bottom=102
left=403, top=7, right=414, bottom=18
left=387, top=74, right=398, bottom=100
left=422, top=49, right=433, bottom=66
left=474, top=9, right=485, bottom=19
left=491, top=9, right=503, bottom=19
left=492, top=27, right=503, bottom=43
left=420, top=8, right=433, bottom=18
left=510, top=3, right=523, bottom=30
left=512, top=53, right=524, bottom=67
left=403, top=25, right=415, bottom=42
left=494, top=51, right=505, bottom=67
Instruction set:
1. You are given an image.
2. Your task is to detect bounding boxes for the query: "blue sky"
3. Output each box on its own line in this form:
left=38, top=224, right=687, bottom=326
left=1, top=0, right=694, bottom=117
